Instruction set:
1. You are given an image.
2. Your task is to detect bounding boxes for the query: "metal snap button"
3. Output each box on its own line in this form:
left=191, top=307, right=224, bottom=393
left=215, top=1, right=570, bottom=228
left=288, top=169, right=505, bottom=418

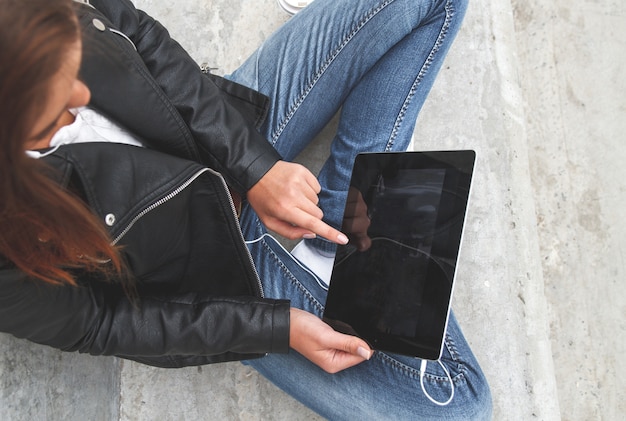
left=105, top=213, right=116, bottom=226
left=92, top=18, right=106, bottom=32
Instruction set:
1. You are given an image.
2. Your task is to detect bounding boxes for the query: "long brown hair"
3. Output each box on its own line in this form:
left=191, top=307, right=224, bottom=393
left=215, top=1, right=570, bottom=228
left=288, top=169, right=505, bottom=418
left=0, top=0, right=124, bottom=286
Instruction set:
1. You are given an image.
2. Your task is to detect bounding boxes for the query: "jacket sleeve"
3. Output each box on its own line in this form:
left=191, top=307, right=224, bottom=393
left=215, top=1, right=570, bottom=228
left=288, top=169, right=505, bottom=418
left=0, top=267, right=290, bottom=364
left=85, top=0, right=282, bottom=193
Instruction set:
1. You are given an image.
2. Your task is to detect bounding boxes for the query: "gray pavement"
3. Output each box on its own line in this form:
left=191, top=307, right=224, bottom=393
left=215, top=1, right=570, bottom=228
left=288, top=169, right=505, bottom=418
left=1, top=0, right=624, bottom=419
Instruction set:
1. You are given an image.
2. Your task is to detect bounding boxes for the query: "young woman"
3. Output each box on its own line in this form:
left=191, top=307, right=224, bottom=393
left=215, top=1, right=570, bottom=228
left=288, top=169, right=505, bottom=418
left=0, top=0, right=491, bottom=418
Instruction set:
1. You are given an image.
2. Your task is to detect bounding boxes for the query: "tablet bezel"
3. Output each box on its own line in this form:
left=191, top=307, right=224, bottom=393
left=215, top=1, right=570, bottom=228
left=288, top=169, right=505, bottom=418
left=322, top=150, right=476, bottom=360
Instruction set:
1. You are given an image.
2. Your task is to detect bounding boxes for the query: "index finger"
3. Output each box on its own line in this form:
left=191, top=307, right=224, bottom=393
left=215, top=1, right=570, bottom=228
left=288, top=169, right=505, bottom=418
left=297, top=211, right=348, bottom=245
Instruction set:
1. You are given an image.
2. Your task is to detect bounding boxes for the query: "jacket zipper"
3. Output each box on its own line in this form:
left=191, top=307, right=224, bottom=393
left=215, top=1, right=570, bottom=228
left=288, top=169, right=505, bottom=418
left=111, top=169, right=208, bottom=245
left=110, top=168, right=264, bottom=298
left=208, top=168, right=265, bottom=299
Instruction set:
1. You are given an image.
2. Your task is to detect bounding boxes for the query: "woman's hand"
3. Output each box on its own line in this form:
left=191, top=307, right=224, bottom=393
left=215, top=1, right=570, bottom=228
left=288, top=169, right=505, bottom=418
left=247, top=161, right=349, bottom=245
left=289, top=308, right=373, bottom=373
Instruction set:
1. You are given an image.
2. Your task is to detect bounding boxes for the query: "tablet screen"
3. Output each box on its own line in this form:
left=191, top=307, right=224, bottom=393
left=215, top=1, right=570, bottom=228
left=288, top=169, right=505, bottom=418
left=322, top=151, right=475, bottom=360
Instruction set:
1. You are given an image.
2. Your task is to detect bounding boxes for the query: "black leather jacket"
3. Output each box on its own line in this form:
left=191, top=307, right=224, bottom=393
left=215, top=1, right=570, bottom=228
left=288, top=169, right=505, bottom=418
left=0, top=0, right=290, bottom=367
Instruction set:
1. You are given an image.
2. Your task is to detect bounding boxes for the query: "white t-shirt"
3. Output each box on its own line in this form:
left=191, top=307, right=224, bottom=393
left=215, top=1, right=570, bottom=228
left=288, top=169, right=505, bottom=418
left=28, top=106, right=144, bottom=158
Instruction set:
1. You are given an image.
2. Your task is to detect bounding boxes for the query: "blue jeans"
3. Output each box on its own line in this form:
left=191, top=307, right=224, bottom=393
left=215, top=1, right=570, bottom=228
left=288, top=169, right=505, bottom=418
left=228, top=0, right=492, bottom=419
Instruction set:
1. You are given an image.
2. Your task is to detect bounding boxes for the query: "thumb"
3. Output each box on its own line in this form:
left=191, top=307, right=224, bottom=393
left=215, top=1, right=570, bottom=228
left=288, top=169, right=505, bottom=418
left=341, top=335, right=374, bottom=360
left=356, top=344, right=374, bottom=360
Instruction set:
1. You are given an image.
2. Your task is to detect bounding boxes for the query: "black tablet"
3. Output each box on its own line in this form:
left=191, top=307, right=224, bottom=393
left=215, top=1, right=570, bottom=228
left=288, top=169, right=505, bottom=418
left=322, top=151, right=476, bottom=360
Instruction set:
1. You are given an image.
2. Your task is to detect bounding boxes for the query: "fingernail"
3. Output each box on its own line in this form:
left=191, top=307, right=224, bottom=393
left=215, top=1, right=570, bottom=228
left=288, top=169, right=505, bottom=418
left=357, top=346, right=372, bottom=360
left=302, top=233, right=316, bottom=239
left=337, top=233, right=349, bottom=245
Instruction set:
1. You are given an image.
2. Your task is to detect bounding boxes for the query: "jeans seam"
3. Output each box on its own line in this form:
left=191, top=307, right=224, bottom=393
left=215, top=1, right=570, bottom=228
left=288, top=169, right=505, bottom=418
left=386, top=0, right=455, bottom=151
left=270, top=0, right=396, bottom=145
left=375, top=329, right=468, bottom=384
left=377, top=352, right=467, bottom=385
left=444, top=330, right=462, bottom=361
left=259, top=236, right=326, bottom=314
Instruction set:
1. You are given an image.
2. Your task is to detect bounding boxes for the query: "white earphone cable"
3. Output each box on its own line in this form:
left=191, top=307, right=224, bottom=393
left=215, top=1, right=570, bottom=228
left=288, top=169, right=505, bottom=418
left=419, top=359, right=455, bottom=406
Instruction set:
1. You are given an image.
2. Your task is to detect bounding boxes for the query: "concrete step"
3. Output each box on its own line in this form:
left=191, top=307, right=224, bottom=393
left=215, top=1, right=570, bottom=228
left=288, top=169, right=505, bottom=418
left=2, top=0, right=624, bottom=419
left=511, top=0, right=626, bottom=419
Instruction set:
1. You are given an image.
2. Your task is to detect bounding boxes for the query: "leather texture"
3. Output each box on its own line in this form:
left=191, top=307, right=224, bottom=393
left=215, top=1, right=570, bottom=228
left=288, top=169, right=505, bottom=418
left=81, top=0, right=281, bottom=194
left=0, top=0, right=291, bottom=367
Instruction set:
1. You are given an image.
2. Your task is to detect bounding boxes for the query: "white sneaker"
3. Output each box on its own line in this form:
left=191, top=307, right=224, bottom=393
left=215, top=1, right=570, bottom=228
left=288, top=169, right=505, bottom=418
left=277, top=0, right=315, bottom=15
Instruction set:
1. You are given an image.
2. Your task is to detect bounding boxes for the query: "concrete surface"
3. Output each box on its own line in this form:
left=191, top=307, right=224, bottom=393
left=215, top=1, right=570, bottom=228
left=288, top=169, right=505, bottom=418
left=1, top=0, right=624, bottom=419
